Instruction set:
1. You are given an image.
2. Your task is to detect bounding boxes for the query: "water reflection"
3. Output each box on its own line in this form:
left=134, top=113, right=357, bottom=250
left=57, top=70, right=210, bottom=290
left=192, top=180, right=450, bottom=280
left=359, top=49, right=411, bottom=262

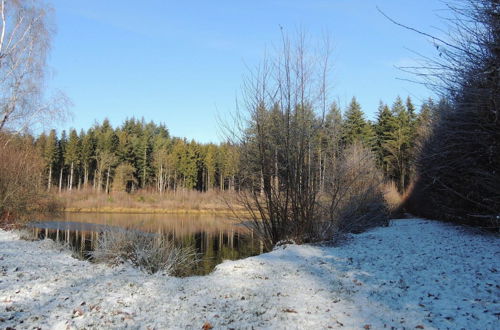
left=29, top=213, right=263, bottom=275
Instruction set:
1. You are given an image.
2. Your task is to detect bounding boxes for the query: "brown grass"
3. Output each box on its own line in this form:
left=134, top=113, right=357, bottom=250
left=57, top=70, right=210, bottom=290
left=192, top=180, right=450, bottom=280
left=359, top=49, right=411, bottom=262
left=382, top=181, right=414, bottom=217
left=91, top=229, right=199, bottom=276
left=55, top=188, right=245, bottom=215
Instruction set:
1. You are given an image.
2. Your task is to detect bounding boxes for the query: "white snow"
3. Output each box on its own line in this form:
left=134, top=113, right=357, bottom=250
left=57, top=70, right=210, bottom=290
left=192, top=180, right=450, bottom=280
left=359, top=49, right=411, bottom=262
left=0, top=218, right=499, bottom=329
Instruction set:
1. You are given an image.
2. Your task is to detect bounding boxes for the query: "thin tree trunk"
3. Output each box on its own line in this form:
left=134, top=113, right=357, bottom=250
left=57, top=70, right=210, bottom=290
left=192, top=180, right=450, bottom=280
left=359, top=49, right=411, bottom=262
left=58, top=167, right=63, bottom=193
left=47, top=165, right=52, bottom=191
left=105, top=165, right=111, bottom=194
left=159, top=164, right=164, bottom=194
left=83, top=164, right=88, bottom=188
left=69, top=161, right=74, bottom=191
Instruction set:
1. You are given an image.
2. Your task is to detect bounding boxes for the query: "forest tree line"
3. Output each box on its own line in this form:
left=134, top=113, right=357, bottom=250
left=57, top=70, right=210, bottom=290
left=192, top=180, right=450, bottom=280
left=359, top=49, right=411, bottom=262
left=29, top=95, right=436, bottom=196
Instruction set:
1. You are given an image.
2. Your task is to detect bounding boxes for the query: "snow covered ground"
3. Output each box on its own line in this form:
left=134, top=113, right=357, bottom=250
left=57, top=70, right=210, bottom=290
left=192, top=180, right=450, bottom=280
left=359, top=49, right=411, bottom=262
left=0, top=218, right=498, bottom=329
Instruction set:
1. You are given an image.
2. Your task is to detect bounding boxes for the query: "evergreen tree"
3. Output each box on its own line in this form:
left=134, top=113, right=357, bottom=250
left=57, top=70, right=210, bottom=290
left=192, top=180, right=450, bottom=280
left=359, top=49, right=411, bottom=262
left=204, top=144, right=217, bottom=191
left=65, top=129, right=80, bottom=190
left=382, top=96, right=413, bottom=191
left=80, top=129, right=96, bottom=189
left=374, top=101, right=394, bottom=176
left=57, top=130, right=67, bottom=192
left=95, top=119, right=118, bottom=192
left=43, top=130, right=58, bottom=191
left=342, top=97, right=374, bottom=147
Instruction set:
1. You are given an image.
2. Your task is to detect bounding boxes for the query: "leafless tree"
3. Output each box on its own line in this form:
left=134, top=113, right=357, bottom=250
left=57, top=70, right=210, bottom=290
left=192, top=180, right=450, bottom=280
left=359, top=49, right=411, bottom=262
left=229, top=32, right=332, bottom=248
left=226, top=31, right=387, bottom=248
left=0, top=0, right=69, bottom=135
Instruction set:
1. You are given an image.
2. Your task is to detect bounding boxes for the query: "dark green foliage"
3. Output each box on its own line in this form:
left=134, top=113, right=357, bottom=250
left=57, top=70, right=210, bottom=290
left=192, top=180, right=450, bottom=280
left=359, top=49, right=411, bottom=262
left=30, top=95, right=433, bottom=200
left=342, top=97, right=375, bottom=147
left=35, top=118, right=241, bottom=193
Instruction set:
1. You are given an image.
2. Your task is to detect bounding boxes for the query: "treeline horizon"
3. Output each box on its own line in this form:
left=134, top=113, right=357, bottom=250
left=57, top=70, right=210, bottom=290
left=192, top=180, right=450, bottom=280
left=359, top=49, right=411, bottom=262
left=24, top=94, right=437, bottom=195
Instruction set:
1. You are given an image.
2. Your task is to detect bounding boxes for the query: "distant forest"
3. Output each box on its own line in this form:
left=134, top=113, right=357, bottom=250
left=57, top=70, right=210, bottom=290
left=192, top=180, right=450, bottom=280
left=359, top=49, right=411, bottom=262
left=28, top=95, right=436, bottom=195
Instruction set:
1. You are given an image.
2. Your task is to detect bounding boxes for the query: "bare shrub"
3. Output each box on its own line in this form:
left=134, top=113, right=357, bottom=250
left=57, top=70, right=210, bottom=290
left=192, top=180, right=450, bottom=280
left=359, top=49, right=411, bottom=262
left=91, top=229, right=199, bottom=276
left=319, top=143, right=388, bottom=239
left=0, top=135, right=42, bottom=226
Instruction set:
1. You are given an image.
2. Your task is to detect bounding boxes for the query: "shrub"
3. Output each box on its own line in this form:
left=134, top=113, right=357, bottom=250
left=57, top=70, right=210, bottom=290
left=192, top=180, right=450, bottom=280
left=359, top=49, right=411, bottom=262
left=0, top=134, right=54, bottom=227
left=91, top=228, right=199, bottom=276
left=319, top=143, right=388, bottom=240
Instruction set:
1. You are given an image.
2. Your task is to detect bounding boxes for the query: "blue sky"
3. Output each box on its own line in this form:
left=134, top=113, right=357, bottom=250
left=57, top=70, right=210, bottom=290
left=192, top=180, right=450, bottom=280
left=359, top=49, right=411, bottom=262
left=48, top=0, right=447, bottom=143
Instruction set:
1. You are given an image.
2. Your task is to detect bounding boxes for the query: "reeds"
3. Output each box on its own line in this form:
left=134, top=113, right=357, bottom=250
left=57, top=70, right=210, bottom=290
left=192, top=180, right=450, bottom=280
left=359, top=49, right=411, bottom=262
left=56, top=188, right=243, bottom=214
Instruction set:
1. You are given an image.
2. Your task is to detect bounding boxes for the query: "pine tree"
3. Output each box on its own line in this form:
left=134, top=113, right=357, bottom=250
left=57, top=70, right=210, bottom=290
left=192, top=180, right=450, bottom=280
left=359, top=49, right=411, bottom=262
left=57, top=130, right=67, bottom=193
left=95, top=119, right=118, bottom=192
left=204, top=144, right=217, bottom=191
left=80, top=129, right=96, bottom=189
left=65, top=129, right=80, bottom=191
left=342, top=97, right=374, bottom=147
left=383, top=96, right=413, bottom=191
left=43, top=130, right=58, bottom=191
left=374, top=101, right=394, bottom=176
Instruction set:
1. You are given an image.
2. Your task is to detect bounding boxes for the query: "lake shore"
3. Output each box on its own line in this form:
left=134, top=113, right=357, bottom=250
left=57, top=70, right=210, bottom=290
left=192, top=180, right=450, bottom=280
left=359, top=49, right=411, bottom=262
left=63, top=207, right=248, bottom=216
left=1, top=218, right=498, bottom=329
left=55, top=189, right=248, bottom=216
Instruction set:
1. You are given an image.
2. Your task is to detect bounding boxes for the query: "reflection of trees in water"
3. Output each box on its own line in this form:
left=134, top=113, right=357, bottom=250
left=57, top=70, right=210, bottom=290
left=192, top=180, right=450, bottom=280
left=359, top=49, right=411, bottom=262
left=31, top=219, right=262, bottom=275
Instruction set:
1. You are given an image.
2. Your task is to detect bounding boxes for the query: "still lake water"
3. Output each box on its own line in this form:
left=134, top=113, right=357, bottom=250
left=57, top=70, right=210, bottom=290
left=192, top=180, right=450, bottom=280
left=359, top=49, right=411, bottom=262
left=29, top=213, right=263, bottom=275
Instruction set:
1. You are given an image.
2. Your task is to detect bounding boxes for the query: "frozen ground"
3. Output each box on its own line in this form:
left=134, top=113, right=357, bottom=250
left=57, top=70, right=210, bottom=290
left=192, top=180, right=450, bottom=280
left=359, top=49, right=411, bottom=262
left=0, top=218, right=498, bottom=329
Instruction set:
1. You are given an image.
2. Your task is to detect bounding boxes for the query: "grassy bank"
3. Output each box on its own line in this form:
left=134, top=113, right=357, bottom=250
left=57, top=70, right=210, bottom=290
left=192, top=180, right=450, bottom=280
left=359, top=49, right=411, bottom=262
left=54, top=189, right=245, bottom=215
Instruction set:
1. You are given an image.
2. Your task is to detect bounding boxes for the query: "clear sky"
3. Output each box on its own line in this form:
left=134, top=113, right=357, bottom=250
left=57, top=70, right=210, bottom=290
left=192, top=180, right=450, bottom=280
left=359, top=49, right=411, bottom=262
left=48, top=0, right=447, bottom=143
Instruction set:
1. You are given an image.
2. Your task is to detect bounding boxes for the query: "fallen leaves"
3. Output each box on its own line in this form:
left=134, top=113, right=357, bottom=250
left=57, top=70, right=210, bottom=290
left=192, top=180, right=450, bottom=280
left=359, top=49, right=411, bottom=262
left=282, top=308, right=297, bottom=313
left=202, top=321, right=213, bottom=329
left=72, top=308, right=84, bottom=318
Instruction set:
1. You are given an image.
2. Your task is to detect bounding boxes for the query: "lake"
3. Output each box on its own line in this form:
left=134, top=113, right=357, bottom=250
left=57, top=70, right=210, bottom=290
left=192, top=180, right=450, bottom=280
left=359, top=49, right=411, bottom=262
left=29, top=212, right=263, bottom=276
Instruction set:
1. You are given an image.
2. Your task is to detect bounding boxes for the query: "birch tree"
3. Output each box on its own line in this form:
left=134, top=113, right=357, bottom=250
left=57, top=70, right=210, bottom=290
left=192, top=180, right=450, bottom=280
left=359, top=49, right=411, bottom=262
left=0, top=0, right=68, bottom=134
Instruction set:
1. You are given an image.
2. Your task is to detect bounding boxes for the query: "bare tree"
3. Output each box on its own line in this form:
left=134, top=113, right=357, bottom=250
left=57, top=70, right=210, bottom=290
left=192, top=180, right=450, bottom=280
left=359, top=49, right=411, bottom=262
left=230, top=32, right=333, bottom=247
left=0, top=0, right=68, bottom=135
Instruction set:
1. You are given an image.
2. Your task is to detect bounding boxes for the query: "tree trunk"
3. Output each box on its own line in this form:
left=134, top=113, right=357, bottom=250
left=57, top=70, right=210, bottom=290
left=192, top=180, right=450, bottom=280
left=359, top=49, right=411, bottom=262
left=69, top=161, right=74, bottom=191
left=159, top=164, right=164, bottom=194
left=58, top=167, right=63, bottom=193
left=105, top=165, right=111, bottom=194
left=207, top=168, right=211, bottom=191
left=47, top=165, right=52, bottom=191
left=83, top=164, right=88, bottom=188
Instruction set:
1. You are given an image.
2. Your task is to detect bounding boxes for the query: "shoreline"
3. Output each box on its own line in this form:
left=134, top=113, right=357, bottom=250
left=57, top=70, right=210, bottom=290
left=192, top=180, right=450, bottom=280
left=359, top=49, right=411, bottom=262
left=1, top=218, right=498, bottom=328
left=63, top=207, right=249, bottom=216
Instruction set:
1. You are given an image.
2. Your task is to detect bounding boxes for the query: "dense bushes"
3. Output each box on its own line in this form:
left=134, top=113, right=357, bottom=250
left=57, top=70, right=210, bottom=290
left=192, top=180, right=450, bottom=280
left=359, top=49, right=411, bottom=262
left=406, top=0, right=500, bottom=229
left=0, top=134, right=58, bottom=227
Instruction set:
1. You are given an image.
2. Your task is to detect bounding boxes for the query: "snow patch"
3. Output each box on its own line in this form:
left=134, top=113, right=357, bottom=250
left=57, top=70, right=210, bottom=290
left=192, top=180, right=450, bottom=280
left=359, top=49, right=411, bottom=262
left=0, top=219, right=498, bottom=328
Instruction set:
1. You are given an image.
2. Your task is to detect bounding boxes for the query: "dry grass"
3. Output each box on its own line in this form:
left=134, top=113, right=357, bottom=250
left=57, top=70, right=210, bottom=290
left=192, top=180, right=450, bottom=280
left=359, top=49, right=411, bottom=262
left=91, top=228, right=199, bottom=276
left=55, top=189, right=245, bottom=215
left=382, top=181, right=414, bottom=216
left=382, top=181, right=404, bottom=213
